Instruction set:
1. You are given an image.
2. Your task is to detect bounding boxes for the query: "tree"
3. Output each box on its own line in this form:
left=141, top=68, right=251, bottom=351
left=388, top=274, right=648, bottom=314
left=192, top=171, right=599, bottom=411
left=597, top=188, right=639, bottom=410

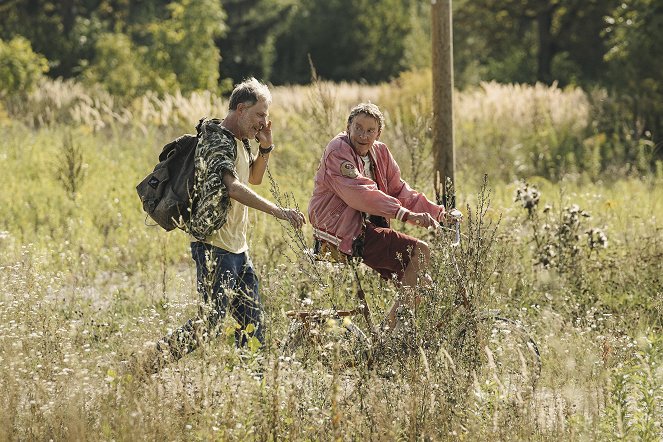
left=82, top=32, right=156, bottom=97
left=270, top=0, right=410, bottom=84
left=146, top=0, right=226, bottom=93
left=1, top=0, right=225, bottom=96
left=0, top=0, right=105, bottom=79
left=453, top=0, right=619, bottom=86
left=402, top=1, right=432, bottom=70
left=216, top=0, right=295, bottom=85
left=603, top=0, right=663, bottom=158
left=82, top=0, right=225, bottom=96
left=0, top=36, right=49, bottom=96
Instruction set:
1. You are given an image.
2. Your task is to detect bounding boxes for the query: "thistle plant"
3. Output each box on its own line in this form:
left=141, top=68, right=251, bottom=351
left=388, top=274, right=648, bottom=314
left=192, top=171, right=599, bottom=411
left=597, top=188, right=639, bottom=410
left=515, top=181, right=608, bottom=273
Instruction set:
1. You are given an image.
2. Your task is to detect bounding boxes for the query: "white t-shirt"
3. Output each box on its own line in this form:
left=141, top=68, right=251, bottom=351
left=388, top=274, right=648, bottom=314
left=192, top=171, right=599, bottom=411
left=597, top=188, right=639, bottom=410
left=360, top=154, right=374, bottom=181
left=206, top=140, right=251, bottom=253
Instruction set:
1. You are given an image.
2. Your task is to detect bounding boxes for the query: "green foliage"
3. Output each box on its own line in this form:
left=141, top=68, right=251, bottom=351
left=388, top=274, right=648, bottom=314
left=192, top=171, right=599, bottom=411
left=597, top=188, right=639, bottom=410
left=601, top=335, right=662, bottom=440
left=603, top=0, right=663, bottom=155
left=604, top=0, right=663, bottom=92
left=0, top=0, right=92, bottom=78
left=586, top=89, right=659, bottom=176
left=0, top=36, right=48, bottom=96
left=216, top=0, right=295, bottom=84
left=83, top=0, right=225, bottom=98
left=145, top=0, right=226, bottom=94
left=55, top=131, right=87, bottom=201
left=0, top=81, right=661, bottom=438
left=453, top=0, right=621, bottom=86
left=401, top=2, right=431, bottom=71
left=83, top=32, right=157, bottom=98
left=271, top=0, right=410, bottom=84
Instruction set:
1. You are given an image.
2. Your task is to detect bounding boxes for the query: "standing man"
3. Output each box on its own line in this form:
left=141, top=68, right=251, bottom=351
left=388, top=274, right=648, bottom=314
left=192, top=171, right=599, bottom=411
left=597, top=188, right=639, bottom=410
left=143, top=78, right=305, bottom=373
left=309, top=103, right=451, bottom=331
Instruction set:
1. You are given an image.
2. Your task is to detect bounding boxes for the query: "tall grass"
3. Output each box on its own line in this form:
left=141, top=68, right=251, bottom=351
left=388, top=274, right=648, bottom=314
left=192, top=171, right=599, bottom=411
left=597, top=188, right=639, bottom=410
left=0, top=77, right=661, bottom=440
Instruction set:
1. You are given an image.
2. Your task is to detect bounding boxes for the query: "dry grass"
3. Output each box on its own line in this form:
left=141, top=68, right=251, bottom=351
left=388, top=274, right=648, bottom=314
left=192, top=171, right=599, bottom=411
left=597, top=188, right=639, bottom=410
left=0, top=78, right=661, bottom=441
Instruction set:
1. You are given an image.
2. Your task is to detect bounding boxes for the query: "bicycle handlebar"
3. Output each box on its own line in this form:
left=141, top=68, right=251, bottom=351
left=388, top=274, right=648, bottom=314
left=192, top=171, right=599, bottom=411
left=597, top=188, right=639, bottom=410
left=449, top=208, right=462, bottom=246
left=434, top=208, right=462, bottom=246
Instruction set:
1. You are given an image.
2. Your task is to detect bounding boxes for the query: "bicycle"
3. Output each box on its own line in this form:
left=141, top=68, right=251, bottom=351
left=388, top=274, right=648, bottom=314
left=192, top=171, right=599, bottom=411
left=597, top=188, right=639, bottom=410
left=280, top=210, right=542, bottom=397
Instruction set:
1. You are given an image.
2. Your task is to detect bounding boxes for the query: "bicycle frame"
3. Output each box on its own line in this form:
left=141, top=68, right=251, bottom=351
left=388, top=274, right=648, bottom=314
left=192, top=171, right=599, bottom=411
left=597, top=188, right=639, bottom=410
left=282, top=210, right=542, bottom=392
left=286, top=213, right=464, bottom=351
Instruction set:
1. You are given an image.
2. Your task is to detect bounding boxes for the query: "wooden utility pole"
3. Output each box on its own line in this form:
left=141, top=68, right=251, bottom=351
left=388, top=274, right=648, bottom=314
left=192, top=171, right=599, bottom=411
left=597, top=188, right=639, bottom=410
left=431, top=0, right=455, bottom=208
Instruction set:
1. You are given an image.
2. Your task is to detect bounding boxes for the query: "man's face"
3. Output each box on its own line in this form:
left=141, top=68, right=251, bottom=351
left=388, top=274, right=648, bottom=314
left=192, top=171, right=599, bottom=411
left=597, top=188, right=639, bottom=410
left=238, top=99, right=269, bottom=140
left=347, top=113, right=380, bottom=155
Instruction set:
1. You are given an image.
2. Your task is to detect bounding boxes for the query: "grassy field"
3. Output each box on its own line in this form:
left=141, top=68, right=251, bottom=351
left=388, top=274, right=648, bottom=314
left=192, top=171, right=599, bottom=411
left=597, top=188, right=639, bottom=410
left=0, top=76, right=661, bottom=441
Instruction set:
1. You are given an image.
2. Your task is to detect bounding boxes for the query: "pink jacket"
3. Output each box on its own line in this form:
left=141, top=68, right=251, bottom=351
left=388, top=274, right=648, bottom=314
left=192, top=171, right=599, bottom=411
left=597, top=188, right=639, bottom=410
left=309, top=133, right=445, bottom=255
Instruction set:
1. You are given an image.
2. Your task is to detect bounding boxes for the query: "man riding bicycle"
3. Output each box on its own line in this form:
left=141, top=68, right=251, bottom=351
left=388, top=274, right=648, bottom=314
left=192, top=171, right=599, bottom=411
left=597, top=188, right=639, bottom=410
left=308, top=103, right=455, bottom=331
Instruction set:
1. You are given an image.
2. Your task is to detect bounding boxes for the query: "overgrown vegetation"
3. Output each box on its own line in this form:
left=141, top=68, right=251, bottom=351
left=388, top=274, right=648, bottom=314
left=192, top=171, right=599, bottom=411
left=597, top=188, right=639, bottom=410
left=0, top=78, right=661, bottom=440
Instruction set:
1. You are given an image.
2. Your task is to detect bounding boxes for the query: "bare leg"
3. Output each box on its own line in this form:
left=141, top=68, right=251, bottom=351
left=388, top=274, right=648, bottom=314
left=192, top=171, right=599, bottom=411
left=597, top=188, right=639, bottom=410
left=383, top=240, right=430, bottom=330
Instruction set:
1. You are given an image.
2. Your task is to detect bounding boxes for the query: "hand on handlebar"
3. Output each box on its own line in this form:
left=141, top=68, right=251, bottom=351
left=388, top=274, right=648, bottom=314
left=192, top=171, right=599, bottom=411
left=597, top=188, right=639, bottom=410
left=443, top=208, right=463, bottom=246
left=442, top=208, right=463, bottom=226
left=409, top=212, right=440, bottom=229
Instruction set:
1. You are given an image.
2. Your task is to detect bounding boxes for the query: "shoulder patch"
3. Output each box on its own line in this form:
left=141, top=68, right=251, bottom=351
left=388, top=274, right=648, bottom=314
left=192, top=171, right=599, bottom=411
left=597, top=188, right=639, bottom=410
left=340, top=161, right=359, bottom=178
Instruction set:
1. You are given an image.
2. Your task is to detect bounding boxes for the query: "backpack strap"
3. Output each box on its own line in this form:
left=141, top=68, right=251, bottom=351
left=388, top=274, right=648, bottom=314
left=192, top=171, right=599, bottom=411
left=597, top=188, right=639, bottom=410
left=195, top=117, right=205, bottom=136
left=201, top=118, right=254, bottom=166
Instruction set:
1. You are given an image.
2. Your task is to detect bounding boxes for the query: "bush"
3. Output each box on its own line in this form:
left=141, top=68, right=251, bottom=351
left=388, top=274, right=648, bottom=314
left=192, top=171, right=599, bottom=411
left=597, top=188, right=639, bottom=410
left=82, top=32, right=168, bottom=99
left=0, top=36, right=49, bottom=96
left=145, top=0, right=226, bottom=94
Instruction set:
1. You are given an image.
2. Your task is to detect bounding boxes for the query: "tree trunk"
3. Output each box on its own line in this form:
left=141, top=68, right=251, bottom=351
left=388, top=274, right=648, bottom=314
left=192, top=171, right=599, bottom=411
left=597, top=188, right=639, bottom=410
left=536, top=6, right=555, bottom=84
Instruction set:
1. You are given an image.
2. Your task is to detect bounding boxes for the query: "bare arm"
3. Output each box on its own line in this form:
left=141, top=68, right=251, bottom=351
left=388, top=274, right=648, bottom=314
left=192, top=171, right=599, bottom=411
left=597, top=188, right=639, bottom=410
left=249, top=153, right=269, bottom=185
left=249, top=120, right=272, bottom=185
left=223, top=172, right=305, bottom=228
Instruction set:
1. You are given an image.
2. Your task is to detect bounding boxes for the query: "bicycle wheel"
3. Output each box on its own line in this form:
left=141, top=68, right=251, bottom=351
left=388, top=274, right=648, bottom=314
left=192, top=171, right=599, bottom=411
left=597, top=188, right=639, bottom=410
left=281, top=317, right=371, bottom=370
left=452, top=312, right=541, bottom=399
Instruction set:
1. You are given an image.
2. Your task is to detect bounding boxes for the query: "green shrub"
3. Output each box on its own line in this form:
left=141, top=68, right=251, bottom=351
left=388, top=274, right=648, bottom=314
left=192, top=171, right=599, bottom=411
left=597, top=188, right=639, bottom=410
left=145, top=0, right=226, bottom=94
left=0, top=36, right=48, bottom=96
left=82, top=32, right=165, bottom=99
left=82, top=0, right=225, bottom=98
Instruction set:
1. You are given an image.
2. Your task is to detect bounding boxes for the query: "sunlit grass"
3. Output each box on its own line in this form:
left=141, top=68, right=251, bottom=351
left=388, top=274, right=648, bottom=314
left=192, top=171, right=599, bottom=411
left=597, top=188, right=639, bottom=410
left=0, top=78, right=660, bottom=440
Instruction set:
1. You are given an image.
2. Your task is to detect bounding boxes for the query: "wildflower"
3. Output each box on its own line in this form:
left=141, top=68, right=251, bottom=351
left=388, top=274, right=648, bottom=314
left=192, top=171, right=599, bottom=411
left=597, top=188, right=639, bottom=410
left=536, top=244, right=556, bottom=268
left=586, top=228, right=608, bottom=250
left=514, top=182, right=540, bottom=213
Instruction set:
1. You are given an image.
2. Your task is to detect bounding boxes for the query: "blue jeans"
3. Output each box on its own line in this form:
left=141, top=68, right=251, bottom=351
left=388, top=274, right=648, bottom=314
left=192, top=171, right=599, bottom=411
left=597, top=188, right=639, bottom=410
left=158, top=242, right=264, bottom=359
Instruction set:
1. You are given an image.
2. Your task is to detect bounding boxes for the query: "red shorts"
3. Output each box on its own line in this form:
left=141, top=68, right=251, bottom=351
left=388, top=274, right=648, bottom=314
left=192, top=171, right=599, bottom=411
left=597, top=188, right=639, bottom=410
left=360, top=223, right=418, bottom=281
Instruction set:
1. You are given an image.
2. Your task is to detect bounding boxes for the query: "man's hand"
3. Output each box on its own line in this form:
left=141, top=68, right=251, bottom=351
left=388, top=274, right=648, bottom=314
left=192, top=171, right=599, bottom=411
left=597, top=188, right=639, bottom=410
left=255, top=120, right=273, bottom=148
left=409, top=212, right=439, bottom=229
left=277, top=208, right=306, bottom=229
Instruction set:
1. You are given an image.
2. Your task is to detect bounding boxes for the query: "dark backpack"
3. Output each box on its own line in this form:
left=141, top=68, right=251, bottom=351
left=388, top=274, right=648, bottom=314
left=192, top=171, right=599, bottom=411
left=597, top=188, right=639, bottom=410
left=136, top=122, right=203, bottom=232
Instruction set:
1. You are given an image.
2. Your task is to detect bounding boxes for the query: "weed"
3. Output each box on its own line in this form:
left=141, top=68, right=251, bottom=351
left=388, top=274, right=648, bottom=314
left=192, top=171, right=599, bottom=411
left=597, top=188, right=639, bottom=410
left=515, top=180, right=608, bottom=274
left=0, top=79, right=660, bottom=441
left=601, top=335, right=662, bottom=440
left=54, top=131, right=87, bottom=201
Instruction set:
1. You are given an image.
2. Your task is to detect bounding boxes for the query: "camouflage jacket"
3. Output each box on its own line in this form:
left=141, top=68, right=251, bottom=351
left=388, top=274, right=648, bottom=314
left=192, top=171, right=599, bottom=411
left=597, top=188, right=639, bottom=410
left=188, top=118, right=253, bottom=240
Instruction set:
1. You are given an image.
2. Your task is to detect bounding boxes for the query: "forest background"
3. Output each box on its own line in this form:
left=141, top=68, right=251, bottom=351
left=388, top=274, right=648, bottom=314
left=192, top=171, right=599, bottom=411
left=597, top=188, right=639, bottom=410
left=1, top=0, right=662, bottom=175
left=0, top=0, right=661, bottom=440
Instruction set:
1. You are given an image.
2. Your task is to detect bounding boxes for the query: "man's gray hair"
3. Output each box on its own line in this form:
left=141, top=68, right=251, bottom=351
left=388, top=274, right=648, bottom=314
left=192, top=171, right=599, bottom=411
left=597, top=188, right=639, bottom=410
left=347, top=102, right=384, bottom=133
left=228, top=77, right=272, bottom=110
